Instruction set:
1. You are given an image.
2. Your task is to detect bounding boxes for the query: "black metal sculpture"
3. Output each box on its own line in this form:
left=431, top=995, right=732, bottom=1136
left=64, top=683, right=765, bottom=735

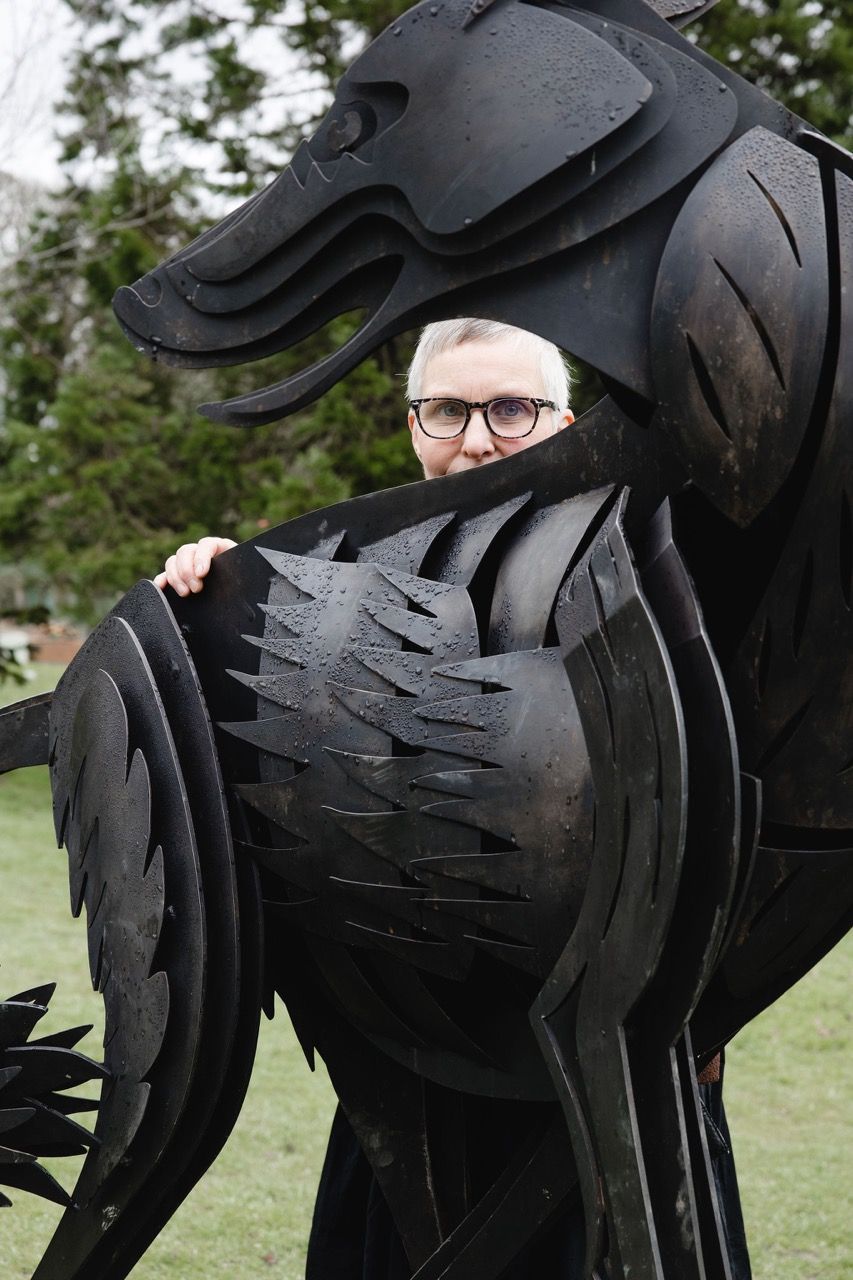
left=1, top=0, right=850, bottom=1277
left=0, top=984, right=105, bottom=1210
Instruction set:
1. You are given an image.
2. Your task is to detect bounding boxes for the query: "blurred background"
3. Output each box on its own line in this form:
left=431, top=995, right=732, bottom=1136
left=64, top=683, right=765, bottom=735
left=0, top=3, right=850, bottom=1276
left=0, top=0, right=851, bottom=659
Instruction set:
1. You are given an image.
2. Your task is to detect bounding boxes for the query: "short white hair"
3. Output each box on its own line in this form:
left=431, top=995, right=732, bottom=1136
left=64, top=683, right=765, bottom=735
left=406, top=318, right=573, bottom=414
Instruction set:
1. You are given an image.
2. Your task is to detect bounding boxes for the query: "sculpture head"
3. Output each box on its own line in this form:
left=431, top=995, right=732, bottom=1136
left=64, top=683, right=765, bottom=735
left=113, top=0, right=743, bottom=426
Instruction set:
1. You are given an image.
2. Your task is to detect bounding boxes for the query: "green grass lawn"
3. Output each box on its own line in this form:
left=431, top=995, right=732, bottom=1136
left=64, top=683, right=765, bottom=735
left=725, top=942, right=851, bottom=1280
left=0, top=667, right=337, bottom=1279
left=1, top=668, right=850, bottom=1277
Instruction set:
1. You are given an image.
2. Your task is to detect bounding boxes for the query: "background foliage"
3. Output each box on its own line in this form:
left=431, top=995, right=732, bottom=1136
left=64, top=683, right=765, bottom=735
left=0, top=0, right=851, bottom=622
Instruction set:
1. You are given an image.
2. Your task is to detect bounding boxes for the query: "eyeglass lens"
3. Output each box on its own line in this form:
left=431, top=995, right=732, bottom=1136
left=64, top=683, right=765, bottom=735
left=419, top=398, right=539, bottom=438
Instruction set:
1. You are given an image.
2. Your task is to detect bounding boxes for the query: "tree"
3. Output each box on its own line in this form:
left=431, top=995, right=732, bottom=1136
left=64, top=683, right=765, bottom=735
left=0, top=0, right=422, bottom=623
left=0, top=0, right=850, bottom=626
left=695, top=0, right=852, bottom=149
left=0, top=187, right=420, bottom=622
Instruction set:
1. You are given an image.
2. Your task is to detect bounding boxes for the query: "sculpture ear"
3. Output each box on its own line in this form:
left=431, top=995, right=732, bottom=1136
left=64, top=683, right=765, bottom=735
left=353, top=2, right=656, bottom=235
left=641, top=0, right=721, bottom=24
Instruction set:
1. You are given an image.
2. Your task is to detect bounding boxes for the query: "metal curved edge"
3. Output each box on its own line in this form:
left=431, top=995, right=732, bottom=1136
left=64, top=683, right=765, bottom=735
left=531, top=493, right=744, bottom=1280
left=31, top=581, right=262, bottom=1280
left=0, top=691, right=52, bottom=774
left=105, top=581, right=265, bottom=1276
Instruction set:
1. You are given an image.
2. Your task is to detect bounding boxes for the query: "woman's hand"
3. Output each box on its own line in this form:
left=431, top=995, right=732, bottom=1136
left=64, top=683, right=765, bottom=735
left=154, top=535, right=237, bottom=597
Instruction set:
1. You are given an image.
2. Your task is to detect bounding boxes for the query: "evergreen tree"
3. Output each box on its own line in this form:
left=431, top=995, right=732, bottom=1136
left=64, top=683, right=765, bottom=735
left=695, top=1, right=852, bottom=148
left=0, top=1, right=850, bottom=626
left=0, top=0, right=419, bottom=623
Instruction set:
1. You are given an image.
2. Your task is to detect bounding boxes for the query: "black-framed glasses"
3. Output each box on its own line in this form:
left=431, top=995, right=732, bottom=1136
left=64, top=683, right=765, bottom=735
left=409, top=396, right=557, bottom=440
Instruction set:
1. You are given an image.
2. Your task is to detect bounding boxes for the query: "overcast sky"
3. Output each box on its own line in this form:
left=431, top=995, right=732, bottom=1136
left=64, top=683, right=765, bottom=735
left=0, top=0, right=328, bottom=201
left=0, top=0, right=72, bottom=189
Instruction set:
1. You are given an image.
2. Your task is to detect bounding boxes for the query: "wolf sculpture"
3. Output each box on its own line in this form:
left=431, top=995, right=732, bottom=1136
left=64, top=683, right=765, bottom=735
left=2, top=1, right=851, bottom=1277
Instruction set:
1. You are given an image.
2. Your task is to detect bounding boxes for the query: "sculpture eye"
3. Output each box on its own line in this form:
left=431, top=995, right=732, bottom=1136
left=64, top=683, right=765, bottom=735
left=327, top=104, right=376, bottom=154
left=311, top=83, right=408, bottom=164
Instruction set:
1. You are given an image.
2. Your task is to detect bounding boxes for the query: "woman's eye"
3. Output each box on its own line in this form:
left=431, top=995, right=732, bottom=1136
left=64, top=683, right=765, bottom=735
left=492, top=399, right=528, bottom=419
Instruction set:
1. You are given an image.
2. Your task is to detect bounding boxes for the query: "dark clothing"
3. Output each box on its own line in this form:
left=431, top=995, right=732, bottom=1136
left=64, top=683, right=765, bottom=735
left=699, top=1079, right=752, bottom=1280
left=306, top=1104, right=586, bottom=1280
left=306, top=1083, right=751, bottom=1280
left=306, top=1106, right=410, bottom=1280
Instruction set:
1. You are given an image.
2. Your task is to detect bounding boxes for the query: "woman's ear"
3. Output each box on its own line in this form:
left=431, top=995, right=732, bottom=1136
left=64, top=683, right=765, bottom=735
left=408, top=409, right=423, bottom=462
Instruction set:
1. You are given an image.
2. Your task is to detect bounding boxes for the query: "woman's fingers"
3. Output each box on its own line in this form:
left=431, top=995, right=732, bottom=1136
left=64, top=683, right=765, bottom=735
left=154, top=537, right=237, bottom=596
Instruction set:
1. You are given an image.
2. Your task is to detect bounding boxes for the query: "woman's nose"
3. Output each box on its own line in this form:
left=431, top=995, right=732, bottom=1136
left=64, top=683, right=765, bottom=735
left=461, top=409, right=495, bottom=455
